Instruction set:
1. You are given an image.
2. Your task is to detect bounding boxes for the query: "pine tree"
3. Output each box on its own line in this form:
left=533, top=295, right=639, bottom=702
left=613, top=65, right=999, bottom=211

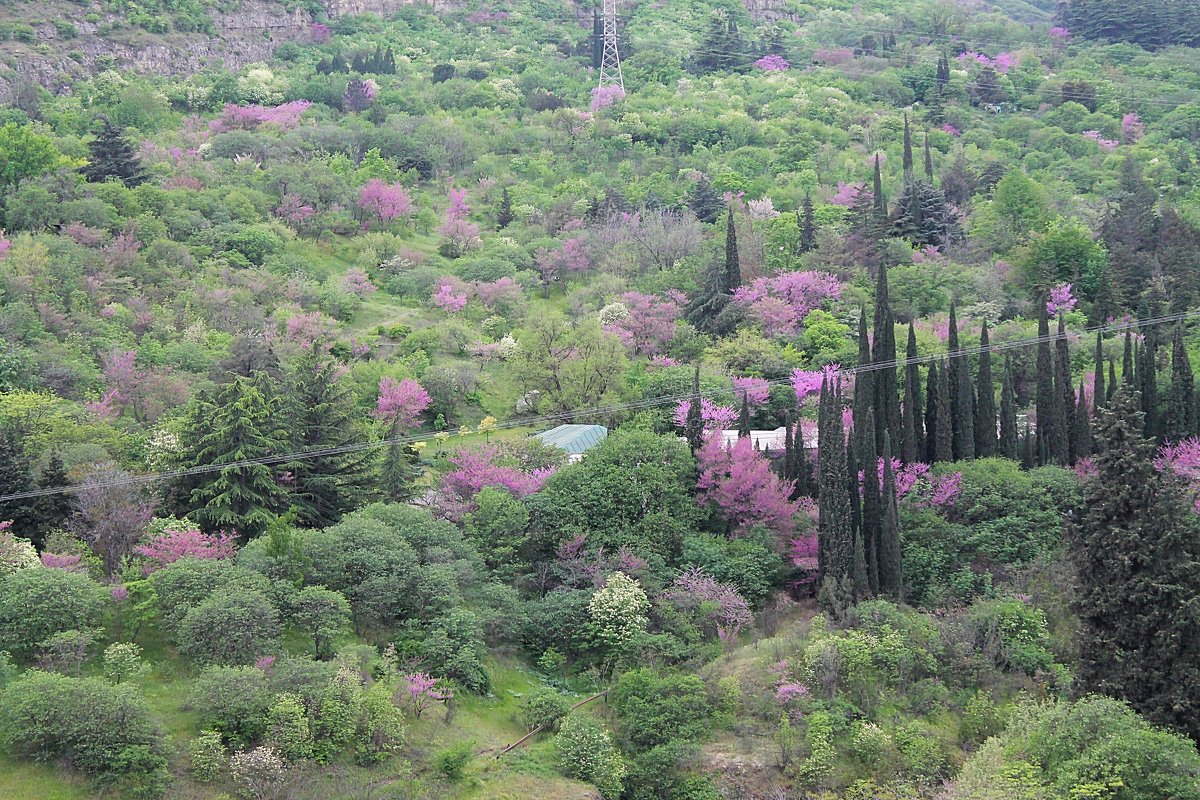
left=797, top=194, right=817, bottom=254
left=999, top=356, right=1019, bottom=459
left=975, top=320, right=996, bottom=457
left=924, top=360, right=940, bottom=463
left=687, top=176, right=723, bottom=224
left=1093, top=331, right=1106, bottom=411
left=81, top=118, right=148, bottom=187
left=185, top=375, right=288, bottom=539
left=33, top=449, right=72, bottom=548
left=496, top=187, right=514, bottom=230
left=723, top=207, right=741, bottom=293
left=286, top=346, right=376, bottom=528
left=1070, top=386, right=1200, bottom=742
left=935, top=359, right=954, bottom=463
left=901, top=323, right=923, bottom=463
left=1166, top=323, right=1194, bottom=442
left=1055, top=315, right=1076, bottom=463
left=878, top=432, right=903, bottom=601
left=685, top=364, right=704, bottom=453
left=737, top=393, right=751, bottom=439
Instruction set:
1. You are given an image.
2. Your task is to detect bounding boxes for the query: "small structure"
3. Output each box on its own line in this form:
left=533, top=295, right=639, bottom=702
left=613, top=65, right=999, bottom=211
left=533, top=424, right=608, bottom=462
left=718, top=426, right=819, bottom=454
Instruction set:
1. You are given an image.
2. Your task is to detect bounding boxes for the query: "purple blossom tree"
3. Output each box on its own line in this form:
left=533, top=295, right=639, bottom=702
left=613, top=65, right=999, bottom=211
left=732, top=271, right=843, bottom=338
left=1122, top=113, right=1145, bottom=144
left=590, top=85, right=625, bottom=111
left=754, top=54, right=789, bottom=71
left=397, top=672, right=451, bottom=719
left=438, top=445, right=555, bottom=519
left=663, top=567, right=753, bottom=640
left=673, top=398, right=737, bottom=431
left=791, top=364, right=841, bottom=406
left=432, top=279, right=469, bottom=313
left=1046, top=283, right=1077, bottom=315
left=603, top=291, right=682, bottom=355
left=133, top=526, right=237, bottom=573
left=372, top=377, right=431, bottom=430
left=696, top=435, right=801, bottom=537
left=341, top=268, right=376, bottom=297
left=358, top=180, right=415, bottom=225
left=1155, top=437, right=1200, bottom=512
left=731, top=376, right=770, bottom=409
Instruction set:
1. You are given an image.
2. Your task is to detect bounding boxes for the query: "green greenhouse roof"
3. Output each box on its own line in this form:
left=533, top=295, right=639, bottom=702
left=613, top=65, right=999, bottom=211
left=532, top=424, right=608, bottom=455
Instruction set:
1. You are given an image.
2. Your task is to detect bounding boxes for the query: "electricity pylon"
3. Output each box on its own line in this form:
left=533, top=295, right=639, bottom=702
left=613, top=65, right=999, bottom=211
left=597, top=0, right=623, bottom=92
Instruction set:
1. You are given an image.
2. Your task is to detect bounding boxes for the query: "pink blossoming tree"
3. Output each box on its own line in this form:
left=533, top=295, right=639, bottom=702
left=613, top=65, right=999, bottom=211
left=603, top=291, right=682, bottom=355
left=133, top=526, right=237, bottom=573
left=358, top=180, right=415, bottom=225
left=696, top=435, right=801, bottom=537
left=663, top=568, right=753, bottom=641
left=373, top=377, right=431, bottom=430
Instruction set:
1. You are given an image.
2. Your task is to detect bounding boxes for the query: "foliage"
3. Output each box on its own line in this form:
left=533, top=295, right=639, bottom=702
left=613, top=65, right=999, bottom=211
left=557, top=715, right=625, bottom=799
left=432, top=739, right=474, bottom=781
left=177, top=586, right=281, bottom=665
left=519, top=687, right=572, bottom=732
left=0, top=568, right=107, bottom=660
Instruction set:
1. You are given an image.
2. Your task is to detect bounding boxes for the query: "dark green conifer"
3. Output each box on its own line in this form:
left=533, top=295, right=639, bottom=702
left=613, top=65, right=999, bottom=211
left=1073, top=378, right=1092, bottom=459
left=0, top=427, right=34, bottom=542
left=975, top=319, right=996, bottom=457
left=737, top=392, right=751, bottom=439
left=797, top=194, right=817, bottom=254
left=1122, top=331, right=1134, bottom=384
left=81, top=118, right=148, bottom=187
left=858, top=407, right=881, bottom=595
left=935, top=359, right=954, bottom=463
left=1093, top=331, right=1106, bottom=410
left=1056, top=315, right=1076, bottom=462
left=817, top=377, right=854, bottom=588
left=924, top=131, right=934, bottom=181
left=687, top=176, right=723, bottom=224
left=872, top=266, right=901, bottom=453
left=878, top=432, right=903, bottom=601
left=902, top=113, right=914, bottom=176
left=872, top=154, right=886, bottom=220
left=1070, top=386, right=1200, bottom=742
left=1021, top=420, right=1035, bottom=469
left=1166, top=323, right=1194, bottom=442
left=999, top=356, right=1019, bottom=459
left=33, top=449, right=72, bottom=548
left=685, top=364, right=704, bottom=453
left=901, top=323, right=923, bottom=462
left=1140, top=341, right=1159, bottom=441
left=723, top=207, right=741, bottom=292
left=1108, top=357, right=1118, bottom=404
left=496, top=186, right=514, bottom=230
left=947, top=303, right=961, bottom=455
left=1035, top=303, right=1059, bottom=464
left=924, top=360, right=940, bottom=463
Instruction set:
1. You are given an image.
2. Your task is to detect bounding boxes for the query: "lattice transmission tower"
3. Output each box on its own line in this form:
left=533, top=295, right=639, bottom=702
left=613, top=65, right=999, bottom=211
left=597, top=0, right=624, bottom=92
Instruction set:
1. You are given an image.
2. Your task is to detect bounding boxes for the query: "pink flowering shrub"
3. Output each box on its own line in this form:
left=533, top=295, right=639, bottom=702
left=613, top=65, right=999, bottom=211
left=590, top=85, right=625, bottom=111
left=474, top=277, right=524, bottom=312
left=754, top=54, right=789, bottom=71
left=696, top=435, right=801, bottom=537
left=1156, top=437, right=1200, bottom=512
left=1049, top=26, right=1070, bottom=41
left=732, top=271, right=843, bottom=338
left=41, top=552, right=86, bottom=572
left=438, top=446, right=555, bottom=519
left=731, top=376, right=770, bottom=409
left=663, top=568, right=753, bottom=640
left=673, top=398, right=737, bottom=431
left=812, top=47, right=854, bottom=65
left=1121, top=113, right=1144, bottom=144
left=285, top=311, right=338, bottom=347
left=941, top=123, right=961, bottom=137
left=830, top=182, right=864, bottom=207
left=133, top=527, right=237, bottom=573
left=790, top=364, right=841, bottom=406
left=358, top=180, right=415, bottom=224
left=1046, top=283, right=1077, bottom=315
left=0, top=235, right=11, bottom=258
left=432, top=279, right=469, bottom=313
left=536, top=236, right=591, bottom=286
left=275, top=195, right=316, bottom=225
left=603, top=291, right=682, bottom=355
left=341, top=268, right=376, bottom=297
left=399, top=672, right=451, bottom=718
left=373, top=377, right=431, bottom=429
left=1082, top=130, right=1118, bottom=152
left=210, top=101, right=312, bottom=133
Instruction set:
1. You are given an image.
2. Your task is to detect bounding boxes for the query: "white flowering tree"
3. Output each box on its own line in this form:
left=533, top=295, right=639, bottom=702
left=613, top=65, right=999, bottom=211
left=587, top=571, right=649, bottom=652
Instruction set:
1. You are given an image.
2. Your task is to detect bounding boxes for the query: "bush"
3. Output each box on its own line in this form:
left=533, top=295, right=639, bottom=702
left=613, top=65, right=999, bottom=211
left=0, top=568, right=107, bottom=660
left=432, top=739, right=475, bottom=781
left=188, top=665, right=272, bottom=747
left=178, top=587, right=281, bottom=665
left=894, top=720, right=948, bottom=783
left=0, top=671, right=169, bottom=797
left=291, top=585, right=351, bottom=660
left=556, top=715, right=624, bottom=799
left=520, top=687, right=572, bottom=732
left=266, top=692, right=314, bottom=762
left=103, top=642, right=148, bottom=684
left=610, top=669, right=712, bottom=750
left=188, top=730, right=226, bottom=783
left=150, top=557, right=272, bottom=635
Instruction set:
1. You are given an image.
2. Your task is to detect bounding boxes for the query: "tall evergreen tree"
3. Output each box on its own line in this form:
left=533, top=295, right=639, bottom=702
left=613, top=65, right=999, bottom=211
left=1021, top=420, right=1035, bottom=469
left=872, top=266, right=901, bottom=452
left=858, top=406, right=881, bottom=596
left=33, top=449, right=72, bottom=548
left=1070, top=386, right=1200, bottom=742
left=797, top=194, right=817, bottom=254
left=947, top=303, right=962, bottom=456
left=1108, top=357, right=1118, bottom=404
left=1122, top=331, right=1134, bottom=385
left=0, top=427, right=34, bottom=541
left=854, top=309, right=876, bottom=455
left=184, top=375, right=288, bottom=539
left=817, top=378, right=855, bottom=588
left=286, top=347, right=376, bottom=528
left=81, top=118, right=148, bottom=187
left=902, top=113, right=914, bottom=177
left=878, top=433, right=903, bottom=601
left=872, top=154, right=886, bottom=220
left=686, top=213, right=741, bottom=335
left=1073, top=379, right=1092, bottom=458
left=999, top=356, right=1019, bottom=459
left=1093, top=331, right=1106, bottom=411
left=496, top=186, right=514, bottom=230
left=948, top=304, right=975, bottom=460
left=935, top=359, right=954, bottom=463
left=901, top=323, right=924, bottom=462
left=923, top=131, right=934, bottom=181
left=847, top=433, right=869, bottom=600
left=687, top=176, right=723, bottom=224
left=737, top=392, right=751, bottom=439
left=1035, top=304, right=1061, bottom=464
left=1139, top=341, right=1160, bottom=441
left=1166, top=323, right=1194, bottom=442
left=685, top=364, right=704, bottom=453
left=723, top=207, right=741, bottom=292
left=1055, top=315, right=1077, bottom=462
left=924, top=360, right=940, bottom=463
left=975, top=320, right=996, bottom=457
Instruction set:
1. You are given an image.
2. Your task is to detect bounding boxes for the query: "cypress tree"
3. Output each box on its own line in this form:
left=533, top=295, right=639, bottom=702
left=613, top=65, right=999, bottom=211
left=1070, top=386, right=1200, bottom=742
left=817, top=378, right=854, bottom=586
left=878, top=432, right=903, bottom=601
left=954, top=343, right=976, bottom=461
left=1055, top=315, right=1076, bottom=463
left=185, top=375, right=288, bottom=540
left=723, top=206, right=741, bottom=292
left=795, top=419, right=811, bottom=498
left=975, top=319, right=996, bottom=457
left=81, top=118, right=148, bottom=187
left=1140, top=341, right=1159, bottom=441
left=1093, top=331, right=1106, bottom=411
left=496, top=186, right=514, bottom=230
left=286, top=347, right=376, bottom=528
left=1122, top=331, right=1134, bottom=385
left=923, top=131, right=934, bottom=181
left=947, top=303, right=962, bottom=456
left=858, top=407, right=881, bottom=596
left=1073, top=379, right=1092, bottom=458
left=783, top=412, right=795, bottom=482
left=1021, top=420, right=1035, bottom=469
left=1107, top=357, right=1118, bottom=404
left=33, top=449, right=72, bottom=549
left=1035, top=303, right=1059, bottom=464
left=873, top=265, right=901, bottom=452
left=855, top=308, right=876, bottom=452
left=592, top=9, right=602, bottom=69
left=1166, top=323, right=1194, bottom=441
left=999, top=356, right=1019, bottom=460
left=847, top=430, right=869, bottom=600
left=797, top=194, right=817, bottom=254
left=737, top=392, right=751, bottom=438
left=935, top=359, right=954, bottom=463
left=924, top=360, right=940, bottom=463
left=685, top=364, right=704, bottom=453
left=873, top=154, right=887, bottom=220
left=902, top=113, right=914, bottom=177
left=901, top=323, right=924, bottom=462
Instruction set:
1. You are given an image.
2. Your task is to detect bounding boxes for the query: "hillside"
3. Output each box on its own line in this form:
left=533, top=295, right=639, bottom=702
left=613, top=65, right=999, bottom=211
left=1, top=0, right=1200, bottom=797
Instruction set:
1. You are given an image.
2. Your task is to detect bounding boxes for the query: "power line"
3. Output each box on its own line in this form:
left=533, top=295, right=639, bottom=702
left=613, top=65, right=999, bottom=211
left=4, top=309, right=1197, bottom=504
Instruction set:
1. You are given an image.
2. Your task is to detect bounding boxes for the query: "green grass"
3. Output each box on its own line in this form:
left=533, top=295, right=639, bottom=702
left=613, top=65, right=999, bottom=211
left=0, top=756, right=91, bottom=800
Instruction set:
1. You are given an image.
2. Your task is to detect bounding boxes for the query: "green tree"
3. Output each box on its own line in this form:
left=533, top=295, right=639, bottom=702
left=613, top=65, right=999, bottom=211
left=1070, top=387, right=1200, bottom=741
left=81, top=118, right=147, bottom=187
left=292, top=585, right=350, bottom=660
left=265, top=692, right=314, bottom=761
left=511, top=316, right=627, bottom=413
left=286, top=347, right=375, bottom=528
left=878, top=433, right=903, bottom=600
left=1166, top=323, right=1194, bottom=442
left=183, top=375, right=288, bottom=539
left=0, top=123, right=60, bottom=189
left=177, top=587, right=282, bottom=665
left=557, top=715, right=625, bottom=799
left=0, top=569, right=107, bottom=661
